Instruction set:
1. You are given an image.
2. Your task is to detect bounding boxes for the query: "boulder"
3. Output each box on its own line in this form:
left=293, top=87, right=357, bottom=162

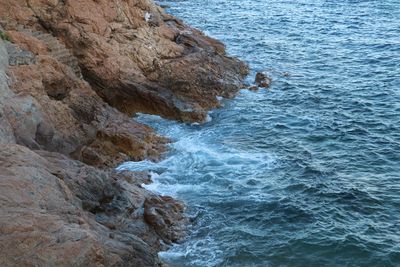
left=255, top=71, right=272, bottom=88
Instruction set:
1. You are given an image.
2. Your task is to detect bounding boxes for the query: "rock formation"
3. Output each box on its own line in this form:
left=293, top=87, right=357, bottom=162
left=0, top=0, right=248, bottom=122
left=255, top=72, right=272, bottom=88
left=0, top=0, right=248, bottom=266
left=0, top=145, right=187, bottom=266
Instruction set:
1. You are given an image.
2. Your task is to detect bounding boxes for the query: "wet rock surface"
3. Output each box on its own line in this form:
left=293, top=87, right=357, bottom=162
left=255, top=71, right=272, bottom=88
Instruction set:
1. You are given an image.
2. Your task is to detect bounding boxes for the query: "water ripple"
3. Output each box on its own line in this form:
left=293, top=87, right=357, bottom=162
left=123, top=0, right=400, bottom=266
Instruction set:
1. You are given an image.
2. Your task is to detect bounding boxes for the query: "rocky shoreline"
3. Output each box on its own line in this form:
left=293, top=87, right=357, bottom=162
left=0, top=0, right=247, bottom=266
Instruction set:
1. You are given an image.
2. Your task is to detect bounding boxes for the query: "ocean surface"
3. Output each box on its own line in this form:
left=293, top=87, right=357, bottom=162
left=119, top=0, right=400, bottom=266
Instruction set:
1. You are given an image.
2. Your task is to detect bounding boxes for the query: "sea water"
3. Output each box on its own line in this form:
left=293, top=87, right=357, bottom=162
left=119, top=0, right=400, bottom=266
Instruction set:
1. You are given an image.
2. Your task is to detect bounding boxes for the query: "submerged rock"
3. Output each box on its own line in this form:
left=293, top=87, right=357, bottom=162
left=248, top=85, right=259, bottom=91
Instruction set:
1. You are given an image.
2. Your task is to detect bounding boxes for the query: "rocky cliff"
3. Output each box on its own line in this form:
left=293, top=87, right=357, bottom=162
left=0, top=0, right=248, bottom=266
left=1, top=0, right=248, bottom=122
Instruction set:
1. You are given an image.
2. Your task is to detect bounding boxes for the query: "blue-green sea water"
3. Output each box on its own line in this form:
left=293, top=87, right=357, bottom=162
left=119, top=0, right=400, bottom=266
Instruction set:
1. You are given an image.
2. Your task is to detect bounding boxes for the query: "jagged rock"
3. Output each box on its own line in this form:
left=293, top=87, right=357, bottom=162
left=5, top=44, right=166, bottom=166
left=255, top=72, right=272, bottom=88
left=7, top=28, right=83, bottom=77
left=0, top=16, right=182, bottom=267
left=0, top=0, right=250, bottom=266
left=0, top=0, right=248, bottom=122
left=0, top=144, right=186, bottom=267
left=144, top=196, right=187, bottom=244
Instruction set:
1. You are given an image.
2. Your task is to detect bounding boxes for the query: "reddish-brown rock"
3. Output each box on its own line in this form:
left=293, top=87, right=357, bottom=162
left=0, top=0, right=249, bottom=266
left=0, top=144, right=187, bottom=267
left=0, top=0, right=248, bottom=122
left=0, top=32, right=173, bottom=267
left=0, top=20, right=179, bottom=267
left=3, top=37, right=167, bottom=167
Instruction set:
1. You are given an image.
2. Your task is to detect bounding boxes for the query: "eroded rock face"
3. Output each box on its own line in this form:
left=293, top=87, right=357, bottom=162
left=0, top=145, right=187, bottom=267
left=0, top=0, right=249, bottom=265
left=2, top=36, right=167, bottom=167
left=0, top=32, right=173, bottom=267
left=0, top=0, right=248, bottom=122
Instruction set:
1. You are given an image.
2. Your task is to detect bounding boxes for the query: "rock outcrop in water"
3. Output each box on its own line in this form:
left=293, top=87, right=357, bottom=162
left=1, top=0, right=248, bottom=122
left=255, top=72, right=272, bottom=88
left=0, top=0, right=247, bottom=266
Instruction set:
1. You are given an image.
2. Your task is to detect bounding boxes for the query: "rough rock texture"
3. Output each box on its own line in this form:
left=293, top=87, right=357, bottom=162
left=0, top=0, right=248, bottom=122
left=2, top=36, right=167, bottom=167
left=255, top=71, right=272, bottom=88
left=0, top=40, right=16, bottom=144
left=1, top=38, right=180, bottom=266
left=0, top=145, right=187, bottom=267
left=0, top=0, right=248, bottom=266
left=0, top=34, right=170, bottom=267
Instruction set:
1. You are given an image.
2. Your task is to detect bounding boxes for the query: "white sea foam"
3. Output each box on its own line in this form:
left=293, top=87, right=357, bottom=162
left=206, top=114, right=213, bottom=123
left=159, top=234, right=225, bottom=267
left=117, top=112, right=279, bottom=265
